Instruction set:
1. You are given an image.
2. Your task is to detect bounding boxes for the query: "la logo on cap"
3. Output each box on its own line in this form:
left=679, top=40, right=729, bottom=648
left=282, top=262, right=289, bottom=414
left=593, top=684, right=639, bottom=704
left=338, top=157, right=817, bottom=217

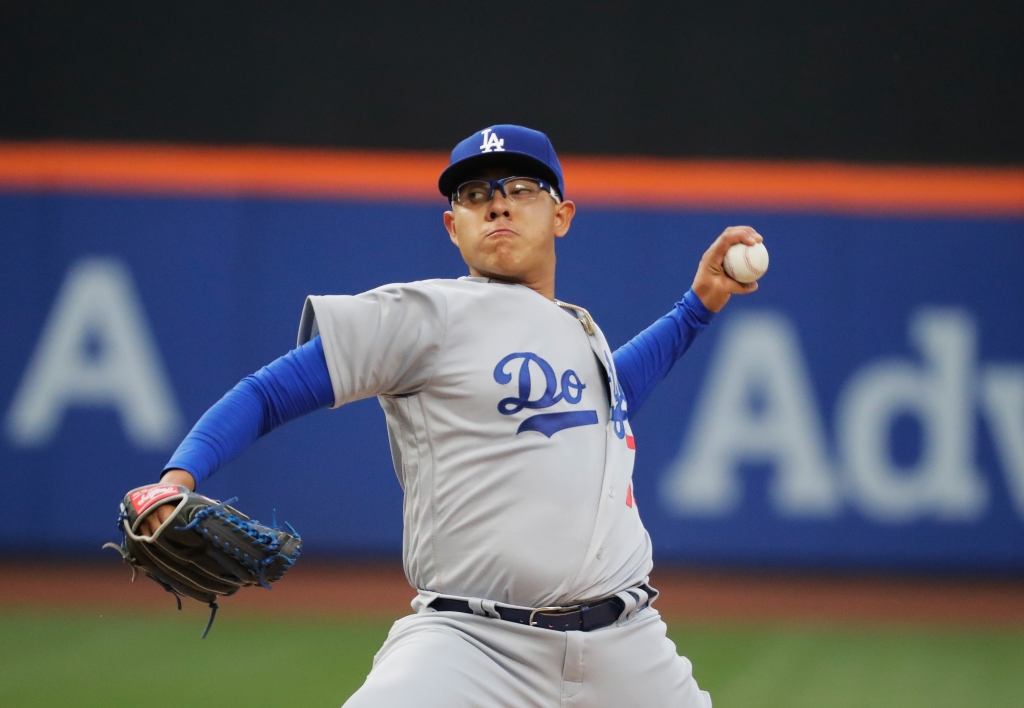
left=479, top=128, right=505, bottom=153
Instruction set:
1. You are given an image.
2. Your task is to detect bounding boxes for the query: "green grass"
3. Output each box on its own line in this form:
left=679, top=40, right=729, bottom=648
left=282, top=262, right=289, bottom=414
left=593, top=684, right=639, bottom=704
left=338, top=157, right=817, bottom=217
left=1, top=610, right=1022, bottom=707
left=0, top=610, right=389, bottom=708
left=672, top=624, right=1024, bottom=708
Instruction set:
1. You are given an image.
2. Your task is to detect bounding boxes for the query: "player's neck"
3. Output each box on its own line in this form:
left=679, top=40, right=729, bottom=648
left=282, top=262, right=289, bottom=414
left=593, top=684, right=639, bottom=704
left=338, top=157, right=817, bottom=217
left=467, top=267, right=555, bottom=300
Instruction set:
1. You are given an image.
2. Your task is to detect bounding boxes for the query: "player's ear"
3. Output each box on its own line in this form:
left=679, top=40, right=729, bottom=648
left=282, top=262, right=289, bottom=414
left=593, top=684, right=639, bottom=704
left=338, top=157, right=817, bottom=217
left=552, top=200, right=575, bottom=239
left=443, top=210, right=460, bottom=246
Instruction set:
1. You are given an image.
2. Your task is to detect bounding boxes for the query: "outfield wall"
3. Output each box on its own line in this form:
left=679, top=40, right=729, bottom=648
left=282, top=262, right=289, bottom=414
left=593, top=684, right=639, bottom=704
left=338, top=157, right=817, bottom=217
left=1, top=144, right=1022, bottom=572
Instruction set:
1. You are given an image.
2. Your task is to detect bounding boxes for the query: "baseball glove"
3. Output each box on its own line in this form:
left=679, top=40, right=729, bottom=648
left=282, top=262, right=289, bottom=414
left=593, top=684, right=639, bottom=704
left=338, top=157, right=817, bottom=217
left=103, top=483, right=303, bottom=637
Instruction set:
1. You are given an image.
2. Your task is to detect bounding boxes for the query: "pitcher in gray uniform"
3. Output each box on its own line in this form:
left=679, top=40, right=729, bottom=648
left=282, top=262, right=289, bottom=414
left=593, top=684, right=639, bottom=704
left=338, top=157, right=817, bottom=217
left=147, top=124, right=762, bottom=707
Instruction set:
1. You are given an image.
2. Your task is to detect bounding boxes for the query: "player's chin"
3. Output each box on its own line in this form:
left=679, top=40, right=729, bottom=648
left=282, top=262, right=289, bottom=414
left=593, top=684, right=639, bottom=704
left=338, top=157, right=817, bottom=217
left=479, top=248, right=529, bottom=276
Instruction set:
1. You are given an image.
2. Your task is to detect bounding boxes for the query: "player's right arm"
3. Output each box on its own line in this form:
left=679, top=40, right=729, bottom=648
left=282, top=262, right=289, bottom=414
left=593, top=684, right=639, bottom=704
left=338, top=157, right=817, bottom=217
left=140, top=283, right=447, bottom=536
left=140, top=335, right=335, bottom=536
left=140, top=469, right=196, bottom=535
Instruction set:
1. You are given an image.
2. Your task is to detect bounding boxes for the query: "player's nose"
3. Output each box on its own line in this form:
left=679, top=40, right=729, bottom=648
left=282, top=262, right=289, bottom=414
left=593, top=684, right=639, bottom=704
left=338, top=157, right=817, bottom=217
left=487, top=194, right=512, bottom=219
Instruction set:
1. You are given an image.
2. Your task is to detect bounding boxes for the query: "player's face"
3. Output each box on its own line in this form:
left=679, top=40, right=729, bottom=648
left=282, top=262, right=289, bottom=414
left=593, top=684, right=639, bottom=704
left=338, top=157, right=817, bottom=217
left=443, top=167, right=576, bottom=299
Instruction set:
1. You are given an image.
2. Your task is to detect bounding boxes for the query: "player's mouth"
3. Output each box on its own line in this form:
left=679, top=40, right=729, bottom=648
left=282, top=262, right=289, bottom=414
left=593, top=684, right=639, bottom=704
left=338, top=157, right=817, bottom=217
left=485, top=227, right=518, bottom=238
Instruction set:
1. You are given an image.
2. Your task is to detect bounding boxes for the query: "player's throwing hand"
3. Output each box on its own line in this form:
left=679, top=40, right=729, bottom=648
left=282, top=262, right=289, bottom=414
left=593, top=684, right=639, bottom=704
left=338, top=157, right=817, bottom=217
left=691, top=225, right=764, bottom=312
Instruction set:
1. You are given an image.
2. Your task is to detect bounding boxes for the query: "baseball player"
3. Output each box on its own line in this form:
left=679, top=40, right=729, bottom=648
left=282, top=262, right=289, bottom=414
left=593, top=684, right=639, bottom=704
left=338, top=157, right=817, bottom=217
left=143, top=125, right=760, bottom=707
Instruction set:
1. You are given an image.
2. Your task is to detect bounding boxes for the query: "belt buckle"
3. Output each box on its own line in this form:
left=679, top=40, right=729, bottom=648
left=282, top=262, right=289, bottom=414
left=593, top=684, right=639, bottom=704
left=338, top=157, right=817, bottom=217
left=528, top=604, right=580, bottom=627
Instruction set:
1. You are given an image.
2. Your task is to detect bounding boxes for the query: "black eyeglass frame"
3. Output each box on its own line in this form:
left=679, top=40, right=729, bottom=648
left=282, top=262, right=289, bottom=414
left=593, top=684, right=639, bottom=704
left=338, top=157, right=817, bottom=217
left=450, top=176, right=562, bottom=206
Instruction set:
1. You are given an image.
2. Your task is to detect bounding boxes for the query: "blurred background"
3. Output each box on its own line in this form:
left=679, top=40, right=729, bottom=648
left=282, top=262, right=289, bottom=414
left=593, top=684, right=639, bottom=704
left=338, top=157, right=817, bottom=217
left=1, top=2, right=1022, bottom=706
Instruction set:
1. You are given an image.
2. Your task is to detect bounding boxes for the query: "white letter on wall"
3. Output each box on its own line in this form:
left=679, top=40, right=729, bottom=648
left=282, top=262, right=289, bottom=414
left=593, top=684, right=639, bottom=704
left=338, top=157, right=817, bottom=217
left=836, top=309, right=987, bottom=522
left=5, top=258, right=183, bottom=449
left=981, top=365, right=1024, bottom=519
left=661, top=312, right=839, bottom=517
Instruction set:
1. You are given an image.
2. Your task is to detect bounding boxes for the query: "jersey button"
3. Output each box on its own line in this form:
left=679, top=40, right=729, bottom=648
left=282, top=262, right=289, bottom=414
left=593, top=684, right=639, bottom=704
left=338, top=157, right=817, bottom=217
left=608, top=488, right=614, bottom=498
left=596, top=549, right=604, bottom=560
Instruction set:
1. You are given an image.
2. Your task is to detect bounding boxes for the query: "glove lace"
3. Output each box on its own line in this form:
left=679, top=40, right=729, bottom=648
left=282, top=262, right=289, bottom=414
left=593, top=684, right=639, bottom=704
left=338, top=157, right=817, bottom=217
left=176, top=497, right=302, bottom=585
left=109, top=486, right=302, bottom=639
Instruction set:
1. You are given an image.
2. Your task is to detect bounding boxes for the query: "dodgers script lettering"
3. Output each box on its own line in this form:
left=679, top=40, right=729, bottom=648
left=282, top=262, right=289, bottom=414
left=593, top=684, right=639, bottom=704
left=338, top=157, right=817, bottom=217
left=493, top=352, right=598, bottom=437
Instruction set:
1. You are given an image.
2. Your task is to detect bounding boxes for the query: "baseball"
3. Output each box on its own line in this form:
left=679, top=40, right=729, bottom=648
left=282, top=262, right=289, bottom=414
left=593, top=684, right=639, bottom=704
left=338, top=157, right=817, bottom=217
left=723, top=241, right=769, bottom=284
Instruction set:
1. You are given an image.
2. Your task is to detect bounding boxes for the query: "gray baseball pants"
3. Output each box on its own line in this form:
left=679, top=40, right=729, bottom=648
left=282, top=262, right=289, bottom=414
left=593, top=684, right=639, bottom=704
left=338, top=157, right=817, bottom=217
left=342, top=607, right=712, bottom=708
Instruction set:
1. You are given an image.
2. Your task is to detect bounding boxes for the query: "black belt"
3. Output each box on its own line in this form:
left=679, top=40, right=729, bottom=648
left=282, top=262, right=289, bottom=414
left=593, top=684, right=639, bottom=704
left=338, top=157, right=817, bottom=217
left=428, top=584, right=655, bottom=632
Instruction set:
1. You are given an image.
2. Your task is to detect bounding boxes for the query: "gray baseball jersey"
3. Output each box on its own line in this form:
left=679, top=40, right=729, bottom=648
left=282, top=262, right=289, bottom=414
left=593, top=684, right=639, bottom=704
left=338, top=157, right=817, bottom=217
left=297, top=276, right=650, bottom=609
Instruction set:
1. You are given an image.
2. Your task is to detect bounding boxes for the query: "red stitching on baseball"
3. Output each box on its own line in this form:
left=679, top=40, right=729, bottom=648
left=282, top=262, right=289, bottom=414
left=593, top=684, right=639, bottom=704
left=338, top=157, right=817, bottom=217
left=743, top=246, right=765, bottom=276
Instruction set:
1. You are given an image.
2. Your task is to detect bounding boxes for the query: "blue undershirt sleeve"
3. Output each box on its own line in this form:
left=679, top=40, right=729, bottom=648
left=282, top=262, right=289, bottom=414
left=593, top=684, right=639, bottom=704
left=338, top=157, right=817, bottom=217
left=163, top=335, right=335, bottom=485
left=613, top=289, right=715, bottom=419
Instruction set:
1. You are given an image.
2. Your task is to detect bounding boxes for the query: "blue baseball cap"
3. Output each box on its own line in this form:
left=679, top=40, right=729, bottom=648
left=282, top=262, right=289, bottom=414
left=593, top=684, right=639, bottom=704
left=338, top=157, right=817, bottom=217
left=438, top=125, right=565, bottom=200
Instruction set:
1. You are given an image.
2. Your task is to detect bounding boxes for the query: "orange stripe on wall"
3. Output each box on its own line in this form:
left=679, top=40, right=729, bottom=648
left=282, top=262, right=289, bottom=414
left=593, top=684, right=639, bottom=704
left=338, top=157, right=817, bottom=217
left=566, top=156, right=1024, bottom=216
left=0, top=142, right=448, bottom=202
left=0, top=142, right=1022, bottom=216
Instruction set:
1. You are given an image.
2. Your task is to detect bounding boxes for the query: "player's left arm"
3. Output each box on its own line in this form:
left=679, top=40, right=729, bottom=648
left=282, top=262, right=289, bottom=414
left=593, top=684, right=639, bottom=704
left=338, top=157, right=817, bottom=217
left=613, top=226, right=762, bottom=417
left=690, top=226, right=762, bottom=312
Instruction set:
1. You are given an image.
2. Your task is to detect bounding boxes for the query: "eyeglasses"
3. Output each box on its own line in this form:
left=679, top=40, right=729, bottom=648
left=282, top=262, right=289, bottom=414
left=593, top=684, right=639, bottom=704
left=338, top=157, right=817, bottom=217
left=452, top=176, right=561, bottom=207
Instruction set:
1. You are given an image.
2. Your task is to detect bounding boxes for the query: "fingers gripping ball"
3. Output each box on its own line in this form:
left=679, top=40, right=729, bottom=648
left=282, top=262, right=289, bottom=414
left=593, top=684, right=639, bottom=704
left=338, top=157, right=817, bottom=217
left=103, top=483, right=302, bottom=638
left=723, top=241, right=769, bottom=284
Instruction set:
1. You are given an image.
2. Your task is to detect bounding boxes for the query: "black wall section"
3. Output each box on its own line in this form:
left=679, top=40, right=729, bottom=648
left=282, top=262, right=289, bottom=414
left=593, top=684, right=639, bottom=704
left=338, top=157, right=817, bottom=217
left=1, top=1, right=1021, bottom=163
